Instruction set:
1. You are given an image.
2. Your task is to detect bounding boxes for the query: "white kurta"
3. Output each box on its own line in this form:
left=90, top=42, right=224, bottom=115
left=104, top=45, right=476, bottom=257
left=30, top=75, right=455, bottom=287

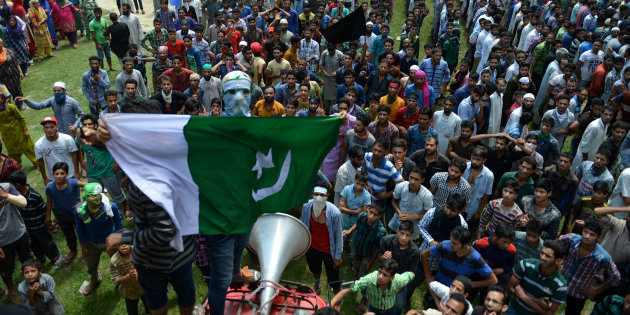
left=534, top=60, right=561, bottom=111
left=571, top=118, right=608, bottom=172
left=119, top=13, right=144, bottom=54
left=487, top=91, right=503, bottom=147
left=433, top=110, right=462, bottom=156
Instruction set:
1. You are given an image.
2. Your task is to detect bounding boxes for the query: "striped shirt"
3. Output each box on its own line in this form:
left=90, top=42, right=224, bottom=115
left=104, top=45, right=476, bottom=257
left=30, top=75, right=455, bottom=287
left=429, top=172, right=471, bottom=210
left=120, top=182, right=197, bottom=272
left=591, top=294, right=626, bottom=315
left=350, top=270, right=415, bottom=310
left=478, top=198, right=523, bottom=236
left=17, top=187, right=48, bottom=232
left=430, top=241, right=492, bottom=286
left=364, top=152, right=403, bottom=194
left=352, top=212, right=386, bottom=258
left=418, top=58, right=451, bottom=98
left=192, top=37, right=211, bottom=66
left=559, top=233, right=621, bottom=298
left=298, top=39, right=319, bottom=72
left=520, top=195, right=562, bottom=239
left=509, top=258, right=567, bottom=315
left=513, top=231, right=543, bottom=263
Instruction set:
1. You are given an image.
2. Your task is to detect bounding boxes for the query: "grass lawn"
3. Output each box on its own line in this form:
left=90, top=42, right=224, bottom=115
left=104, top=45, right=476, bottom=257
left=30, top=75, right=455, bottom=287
left=0, top=2, right=593, bottom=315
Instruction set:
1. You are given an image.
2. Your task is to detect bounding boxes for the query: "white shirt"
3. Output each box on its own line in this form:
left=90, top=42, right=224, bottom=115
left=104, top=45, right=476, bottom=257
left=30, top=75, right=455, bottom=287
left=504, top=62, right=520, bottom=83
left=572, top=118, right=608, bottom=172
left=429, top=281, right=473, bottom=315
left=34, top=134, right=78, bottom=180
left=517, top=23, right=534, bottom=51
left=487, top=91, right=503, bottom=146
left=433, top=110, right=462, bottom=156
left=608, top=168, right=630, bottom=218
left=359, top=33, right=378, bottom=51
left=579, top=50, right=604, bottom=82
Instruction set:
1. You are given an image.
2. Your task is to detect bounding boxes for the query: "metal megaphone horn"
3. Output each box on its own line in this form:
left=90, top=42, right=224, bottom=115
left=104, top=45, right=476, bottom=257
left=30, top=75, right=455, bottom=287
left=248, top=213, right=311, bottom=315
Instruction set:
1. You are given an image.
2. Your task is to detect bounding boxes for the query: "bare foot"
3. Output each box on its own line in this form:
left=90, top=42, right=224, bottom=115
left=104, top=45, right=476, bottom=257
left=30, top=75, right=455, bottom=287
left=109, top=68, right=117, bottom=72
left=73, top=44, right=78, bottom=48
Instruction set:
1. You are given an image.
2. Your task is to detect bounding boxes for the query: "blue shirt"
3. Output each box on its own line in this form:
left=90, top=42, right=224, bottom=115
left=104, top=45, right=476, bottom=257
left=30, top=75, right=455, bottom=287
left=246, top=13, right=266, bottom=31
left=453, top=85, right=470, bottom=111
left=301, top=199, right=343, bottom=260
left=473, top=236, right=516, bottom=275
left=430, top=240, right=493, bottom=286
left=406, top=125, right=438, bottom=154
left=275, top=83, right=298, bottom=107
left=340, top=184, right=372, bottom=227
left=418, top=58, right=451, bottom=98
left=185, top=46, right=204, bottom=73
left=45, top=179, right=80, bottom=219
left=562, top=32, right=574, bottom=50
left=81, top=69, right=111, bottom=109
left=462, top=163, right=494, bottom=220
left=280, top=9, right=299, bottom=35
left=404, top=84, right=436, bottom=107
left=364, top=152, right=403, bottom=194
left=336, top=83, right=366, bottom=106
left=74, top=202, right=123, bottom=243
left=457, top=96, right=480, bottom=134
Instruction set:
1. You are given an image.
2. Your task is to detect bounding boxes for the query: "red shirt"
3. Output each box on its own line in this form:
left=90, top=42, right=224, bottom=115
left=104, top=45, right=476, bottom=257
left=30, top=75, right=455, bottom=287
left=166, top=39, right=187, bottom=68
left=309, top=216, right=330, bottom=253
left=161, top=68, right=195, bottom=92
left=227, top=29, right=241, bottom=54
left=392, top=106, right=420, bottom=132
left=589, top=64, right=609, bottom=97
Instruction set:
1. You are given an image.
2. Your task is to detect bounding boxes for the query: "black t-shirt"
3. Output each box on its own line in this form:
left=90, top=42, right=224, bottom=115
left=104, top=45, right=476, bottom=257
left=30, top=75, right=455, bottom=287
left=409, top=149, right=450, bottom=188
left=263, top=40, right=288, bottom=62
left=378, top=234, right=420, bottom=273
left=449, top=136, right=472, bottom=160
left=485, top=147, right=526, bottom=190
left=600, top=138, right=620, bottom=169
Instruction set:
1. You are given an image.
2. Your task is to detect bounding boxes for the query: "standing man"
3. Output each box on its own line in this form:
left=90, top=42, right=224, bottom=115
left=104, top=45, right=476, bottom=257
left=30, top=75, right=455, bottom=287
left=463, top=146, right=494, bottom=228
left=81, top=56, right=111, bottom=116
left=116, top=57, right=149, bottom=100
left=298, top=28, right=319, bottom=72
left=75, top=183, right=123, bottom=295
left=34, top=117, right=79, bottom=185
left=103, top=13, right=131, bottom=65
left=141, top=18, right=169, bottom=58
left=572, top=105, right=616, bottom=171
left=89, top=7, right=116, bottom=71
left=120, top=4, right=145, bottom=55
left=418, top=47, right=450, bottom=99
left=433, top=96, right=461, bottom=156
left=409, top=136, right=450, bottom=189
left=17, top=82, right=84, bottom=136
left=429, top=158, right=471, bottom=210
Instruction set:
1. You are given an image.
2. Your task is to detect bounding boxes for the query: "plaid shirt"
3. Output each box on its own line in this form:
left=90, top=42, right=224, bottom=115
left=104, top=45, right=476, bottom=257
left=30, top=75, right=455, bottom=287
left=298, top=39, right=319, bottom=72
left=350, top=271, right=415, bottom=310
left=418, top=58, right=451, bottom=97
left=192, top=37, right=210, bottom=66
left=141, top=28, right=168, bottom=56
left=559, top=233, right=621, bottom=299
left=520, top=195, right=562, bottom=239
left=155, top=9, right=176, bottom=30
left=429, top=172, right=471, bottom=209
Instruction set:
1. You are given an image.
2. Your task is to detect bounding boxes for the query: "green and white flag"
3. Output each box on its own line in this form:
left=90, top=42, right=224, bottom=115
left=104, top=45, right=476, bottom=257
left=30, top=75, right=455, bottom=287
left=101, top=114, right=341, bottom=249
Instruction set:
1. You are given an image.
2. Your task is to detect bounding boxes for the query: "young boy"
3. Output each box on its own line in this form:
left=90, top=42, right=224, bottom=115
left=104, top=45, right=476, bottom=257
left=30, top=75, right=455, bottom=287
left=429, top=275, right=473, bottom=315
left=338, top=171, right=372, bottom=237
left=478, top=180, right=523, bottom=238
left=473, top=223, right=516, bottom=288
left=378, top=220, right=419, bottom=312
left=329, top=259, right=414, bottom=313
left=519, top=178, right=562, bottom=239
left=17, top=259, right=64, bottom=314
left=45, top=162, right=87, bottom=264
left=513, top=218, right=544, bottom=263
left=110, top=244, right=149, bottom=315
left=8, top=170, right=63, bottom=270
left=565, top=180, right=609, bottom=235
left=508, top=90, right=525, bottom=117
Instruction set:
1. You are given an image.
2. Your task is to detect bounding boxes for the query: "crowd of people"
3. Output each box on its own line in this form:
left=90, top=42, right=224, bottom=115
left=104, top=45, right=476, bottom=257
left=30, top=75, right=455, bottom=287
left=0, top=0, right=630, bottom=314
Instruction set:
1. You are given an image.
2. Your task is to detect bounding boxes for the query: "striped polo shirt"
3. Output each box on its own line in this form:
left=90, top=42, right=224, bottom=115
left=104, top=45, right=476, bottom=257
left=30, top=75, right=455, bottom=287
left=430, top=240, right=493, bottom=286
left=509, top=258, right=567, bottom=315
left=364, top=152, right=403, bottom=194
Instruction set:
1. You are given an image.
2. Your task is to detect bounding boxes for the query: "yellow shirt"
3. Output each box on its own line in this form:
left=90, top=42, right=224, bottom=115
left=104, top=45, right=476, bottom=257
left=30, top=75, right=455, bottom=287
left=253, top=100, right=286, bottom=117
left=284, top=48, right=299, bottom=69
left=379, top=95, right=405, bottom=121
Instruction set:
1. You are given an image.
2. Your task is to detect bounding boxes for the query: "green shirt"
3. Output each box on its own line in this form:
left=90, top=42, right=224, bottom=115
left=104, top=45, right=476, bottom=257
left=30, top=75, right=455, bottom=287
left=532, top=42, right=551, bottom=75
left=119, top=95, right=146, bottom=105
left=89, top=18, right=108, bottom=44
left=350, top=270, right=414, bottom=310
left=497, top=171, right=534, bottom=206
left=509, top=258, right=567, bottom=315
left=592, top=294, right=625, bottom=315
left=76, top=139, right=115, bottom=178
left=570, top=197, right=606, bottom=234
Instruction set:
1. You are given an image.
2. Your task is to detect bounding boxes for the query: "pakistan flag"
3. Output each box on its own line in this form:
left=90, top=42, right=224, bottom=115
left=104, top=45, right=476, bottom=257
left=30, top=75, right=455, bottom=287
left=101, top=114, right=341, bottom=249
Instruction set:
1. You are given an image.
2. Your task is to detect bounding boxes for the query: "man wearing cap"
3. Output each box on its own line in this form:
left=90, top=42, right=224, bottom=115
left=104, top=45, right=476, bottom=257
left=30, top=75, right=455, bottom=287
left=199, top=64, right=222, bottom=111
left=75, top=183, right=123, bottom=295
left=504, top=93, right=535, bottom=134
left=175, top=18, right=192, bottom=41
left=275, top=18, right=294, bottom=45
left=359, top=22, right=377, bottom=52
left=18, top=82, right=84, bottom=136
left=34, top=117, right=80, bottom=185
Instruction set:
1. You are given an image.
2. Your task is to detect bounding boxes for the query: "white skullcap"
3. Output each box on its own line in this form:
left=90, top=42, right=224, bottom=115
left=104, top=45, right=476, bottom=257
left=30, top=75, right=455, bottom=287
left=239, top=40, right=247, bottom=46
left=524, top=93, right=535, bottom=100
left=410, top=65, right=420, bottom=72
left=53, top=81, right=66, bottom=89
left=366, top=21, right=373, bottom=26
left=612, top=27, right=620, bottom=32
left=519, top=77, right=530, bottom=83
left=280, top=18, right=288, bottom=24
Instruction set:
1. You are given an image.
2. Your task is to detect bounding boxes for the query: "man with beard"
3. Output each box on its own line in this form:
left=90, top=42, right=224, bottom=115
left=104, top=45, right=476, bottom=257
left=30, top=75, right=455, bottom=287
left=569, top=95, right=602, bottom=155
left=81, top=56, right=111, bottom=116
left=599, top=121, right=630, bottom=169
left=150, top=76, right=188, bottom=114
left=367, top=105, right=399, bottom=154
left=364, top=139, right=403, bottom=200
left=151, top=46, right=173, bottom=94
left=463, top=146, right=494, bottom=229
left=334, top=145, right=365, bottom=205
left=502, top=63, right=536, bottom=119
left=504, top=50, right=526, bottom=83
left=543, top=152, right=579, bottom=217
left=471, top=285, right=508, bottom=315
left=297, top=96, right=325, bottom=117
left=504, top=93, right=534, bottom=134
left=244, top=16, right=263, bottom=46
left=198, top=64, right=222, bottom=112
left=506, top=240, right=567, bottom=315
left=119, top=4, right=144, bottom=55
left=409, top=136, right=450, bottom=189
left=116, top=57, right=149, bottom=100
left=159, top=55, right=195, bottom=93
left=574, top=149, right=615, bottom=202
left=446, top=120, right=474, bottom=162
left=572, top=105, right=616, bottom=170
left=339, top=113, right=375, bottom=166
left=429, top=158, right=471, bottom=210
left=434, top=96, right=462, bottom=156
left=252, top=86, right=285, bottom=117
left=392, top=93, right=421, bottom=139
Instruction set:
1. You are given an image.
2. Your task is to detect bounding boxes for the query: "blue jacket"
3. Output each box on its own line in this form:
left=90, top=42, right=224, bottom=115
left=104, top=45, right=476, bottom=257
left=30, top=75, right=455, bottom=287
left=81, top=69, right=111, bottom=110
left=301, top=199, right=343, bottom=260
left=75, top=202, right=123, bottom=243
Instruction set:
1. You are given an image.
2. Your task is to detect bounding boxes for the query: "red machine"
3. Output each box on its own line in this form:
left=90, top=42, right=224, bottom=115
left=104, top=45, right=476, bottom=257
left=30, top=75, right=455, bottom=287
left=224, top=280, right=327, bottom=314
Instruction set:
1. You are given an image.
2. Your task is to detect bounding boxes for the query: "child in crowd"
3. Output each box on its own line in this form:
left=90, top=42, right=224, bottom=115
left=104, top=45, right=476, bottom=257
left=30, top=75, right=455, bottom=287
left=478, top=180, right=522, bottom=238
left=110, top=244, right=149, bottom=315
left=429, top=275, right=473, bottom=315
left=342, top=202, right=386, bottom=313
left=338, top=171, right=371, bottom=241
left=513, top=218, right=544, bottom=263
left=45, top=162, right=87, bottom=264
left=565, top=180, right=609, bottom=235
left=17, top=259, right=64, bottom=314
left=9, top=170, right=63, bottom=270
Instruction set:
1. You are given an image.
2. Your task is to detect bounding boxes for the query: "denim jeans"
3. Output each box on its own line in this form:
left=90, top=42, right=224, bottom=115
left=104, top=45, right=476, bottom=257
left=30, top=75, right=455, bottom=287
left=204, top=231, right=251, bottom=315
left=135, top=262, right=195, bottom=310
left=395, top=286, right=407, bottom=312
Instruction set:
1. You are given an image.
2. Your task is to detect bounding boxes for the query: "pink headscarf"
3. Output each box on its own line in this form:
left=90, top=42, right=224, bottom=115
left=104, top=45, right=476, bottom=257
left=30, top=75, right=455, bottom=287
left=414, top=70, right=430, bottom=107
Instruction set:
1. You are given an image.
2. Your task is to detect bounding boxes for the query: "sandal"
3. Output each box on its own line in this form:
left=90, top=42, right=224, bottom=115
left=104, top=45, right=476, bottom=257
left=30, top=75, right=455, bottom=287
left=80, top=278, right=101, bottom=295
left=63, top=251, right=76, bottom=264
left=54, top=253, right=64, bottom=270
left=50, top=223, right=59, bottom=233
left=192, top=305, right=205, bottom=315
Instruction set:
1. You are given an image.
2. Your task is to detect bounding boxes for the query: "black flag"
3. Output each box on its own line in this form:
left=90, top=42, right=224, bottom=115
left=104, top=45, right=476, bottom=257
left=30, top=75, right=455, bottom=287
left=320, top=6, right=366, bottom=44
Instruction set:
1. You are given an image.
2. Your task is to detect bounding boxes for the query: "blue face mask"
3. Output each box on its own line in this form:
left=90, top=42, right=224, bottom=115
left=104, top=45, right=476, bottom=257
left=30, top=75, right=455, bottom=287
left=54, top=92, right=66, bottom=104
left=223, top=90, right=251, bottom=117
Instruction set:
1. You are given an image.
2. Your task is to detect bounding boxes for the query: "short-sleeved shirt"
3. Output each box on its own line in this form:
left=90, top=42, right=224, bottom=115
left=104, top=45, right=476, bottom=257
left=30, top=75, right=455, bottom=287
left=340, top=184, right=371, bottom=227
left=430, top=240, right=493, bottom=286
left=76, top=140, right=115, bottom=178
left=266, top=59, right=292, bottom=86
left=0, top=183, right=26, bottom=247
left=45, top=179, right=80, bottom=219
left=406, top=125, right=438, bottom=155
left=579, top=50, right=604, bottom=82
left=448, top=136, right=472, bottom=160
left=344, top=130, right=375, bottom=161
left=429, top=172, right=471, bottom=209
left=409, top=150, right=450, bottom=189
left=496, top=171, right=534, bottom=206
left=89, top=18, right=108, bottom=44
left=608, top=168, right=630, bottom=208
left=34, top=134, right=79, bottom=180
left=429, top=281, right=474, bottom=315
left=388, top=181, right=433, bottom=238
left=509, top=258, right=567, bottom=315
left=575, top=161, right=614, bottom=199
left=364, top=152, right=403, bottom=194
left=350, top=270, right=415, bottom=310
left=513, top=231, right=543, bottom=263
